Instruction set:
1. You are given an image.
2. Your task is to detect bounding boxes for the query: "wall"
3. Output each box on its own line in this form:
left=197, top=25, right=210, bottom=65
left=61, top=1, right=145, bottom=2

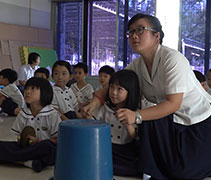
left=0, top=0, right=51, bottom=29
left=0, top=0, right=53, bottom=72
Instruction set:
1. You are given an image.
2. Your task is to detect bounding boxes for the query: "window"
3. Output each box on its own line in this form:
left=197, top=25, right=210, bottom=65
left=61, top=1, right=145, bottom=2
left=56, top=2, right=82, bottom=65
left=181, top=0, right=207, bottom=73
left=55, top=0, right=210, bottom=75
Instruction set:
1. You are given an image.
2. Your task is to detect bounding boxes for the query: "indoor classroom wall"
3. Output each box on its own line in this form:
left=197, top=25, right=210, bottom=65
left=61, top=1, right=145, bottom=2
left=0, top=0, right=53, bottom=71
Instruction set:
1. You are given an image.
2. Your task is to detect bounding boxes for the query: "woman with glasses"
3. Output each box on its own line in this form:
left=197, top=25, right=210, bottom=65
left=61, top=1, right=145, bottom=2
left=83, top=13, right=211, bottom=179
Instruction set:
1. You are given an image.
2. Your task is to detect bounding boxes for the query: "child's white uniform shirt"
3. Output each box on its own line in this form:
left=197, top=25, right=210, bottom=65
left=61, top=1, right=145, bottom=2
left=93, top=104, right=136, bottom=144
left=0, top=83, right=24, bottom=108
left=18, top=64, right=39, bottom=82
left=70, top=83, right=94, bottom=104
left=52, top=85, right=78, bottom=114
left=126, top=45, right=211, bottom=125
left=95, top=85, right=102, bottom=92
left=11, top=105, right=61, bottom=141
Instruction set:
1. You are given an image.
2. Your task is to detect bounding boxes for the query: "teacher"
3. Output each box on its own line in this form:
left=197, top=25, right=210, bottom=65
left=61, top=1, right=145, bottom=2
left=83, top=13, right=211, bottom=179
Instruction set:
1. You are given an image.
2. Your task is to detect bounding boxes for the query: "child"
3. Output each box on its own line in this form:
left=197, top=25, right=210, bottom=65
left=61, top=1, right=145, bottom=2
left=71, top=62, right=94, bottom=109
left=0, top=77, right=61, bottom=172
left=95, top=65, right=115, bottom=91
left=0, top=68, right=24, bottom=116
left=34, top=67, right=50, bottom=80
left=206, top=69, right=211, bottom=95
left=193, top=70, right=208, bottom=91
left=93, top=69, right=140, bottom=176
left=51, top=61, right=80, bottom=120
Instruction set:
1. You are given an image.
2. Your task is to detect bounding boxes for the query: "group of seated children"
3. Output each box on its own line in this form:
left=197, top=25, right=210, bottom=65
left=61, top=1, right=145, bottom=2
left=0, top=58, right=210, bottom=176
left=0, top=59, right=118, bottom=173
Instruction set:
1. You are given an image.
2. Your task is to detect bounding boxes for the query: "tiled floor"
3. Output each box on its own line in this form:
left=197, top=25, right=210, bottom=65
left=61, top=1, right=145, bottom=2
left=0, top=116, right=140, bottom=180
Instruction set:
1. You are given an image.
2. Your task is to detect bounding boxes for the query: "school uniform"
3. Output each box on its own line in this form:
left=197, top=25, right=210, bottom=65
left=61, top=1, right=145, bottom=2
left=94, top=104, right=139, bottom=176
left=127, top=44, right=211, bottom=179
left=0, top=105, right=61, bottom=170
left=70, top=83, right=94, bottom=105
left=52, top=85, right=78, bottom=119
left=0, top=83, right=24, bottom=115
left=0, top=83, right=24, bottom=108
left=95, top=85, right=102, bottom=91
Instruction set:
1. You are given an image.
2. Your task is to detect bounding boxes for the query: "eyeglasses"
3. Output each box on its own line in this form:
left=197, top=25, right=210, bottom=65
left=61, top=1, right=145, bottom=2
left=126, top=26, right=156, bottom=38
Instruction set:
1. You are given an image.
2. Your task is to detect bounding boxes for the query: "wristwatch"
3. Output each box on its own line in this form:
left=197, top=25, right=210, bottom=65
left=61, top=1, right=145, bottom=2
left=135, top=111, right=142, bottom=124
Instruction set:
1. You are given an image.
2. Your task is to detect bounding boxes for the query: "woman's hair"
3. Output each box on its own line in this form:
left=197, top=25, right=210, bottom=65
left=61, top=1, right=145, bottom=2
left=24, top=77, right=53, bottom=108
left=28, top=52, right=40, bottom=64
left=52, top=60, right=72, bottom=75
left=107, top=69, right=140, bottom=111
left=128, top=13, right=164, bottom=44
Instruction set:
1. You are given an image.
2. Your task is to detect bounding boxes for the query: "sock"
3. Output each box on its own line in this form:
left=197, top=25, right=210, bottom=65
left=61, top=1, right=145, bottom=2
left=24, top=160, right=33, bottom=168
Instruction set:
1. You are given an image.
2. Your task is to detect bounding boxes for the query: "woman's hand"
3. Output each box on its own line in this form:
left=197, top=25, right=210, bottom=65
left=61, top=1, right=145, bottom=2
left=116, top=108, right=136, bottom=125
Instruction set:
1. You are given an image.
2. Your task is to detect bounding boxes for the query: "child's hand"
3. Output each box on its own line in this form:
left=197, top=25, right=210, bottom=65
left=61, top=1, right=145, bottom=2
left=28, top=135, right=39, bottom=144
left=116, top=108, right=136, bottom=125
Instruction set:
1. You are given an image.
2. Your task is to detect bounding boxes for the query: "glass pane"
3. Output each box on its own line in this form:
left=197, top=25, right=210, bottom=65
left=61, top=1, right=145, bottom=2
left=56, top=2, right=82, bottom=65
left=91, top=1, right=117, bottom=75
left=181, top=0, right=206, bottom=74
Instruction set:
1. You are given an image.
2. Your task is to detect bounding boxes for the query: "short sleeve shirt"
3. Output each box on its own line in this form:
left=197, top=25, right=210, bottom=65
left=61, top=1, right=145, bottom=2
left=11, top=105, right=61, bottom=140
left=93, top=104, right=136, bottom=144
left=18, top=64, right=39, bottom=82
left=70, top=83, right=94, bottom=104
left=126, top=45, right=211, bottom=125
left=52, top=85, right=78, bottom=114
left=0, top=83, right=24, bottom=108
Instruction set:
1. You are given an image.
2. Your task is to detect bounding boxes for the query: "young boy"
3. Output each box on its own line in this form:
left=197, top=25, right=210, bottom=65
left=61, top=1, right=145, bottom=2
left=206, top=69, right=211, bottom=95
left=34, top=67, right=50, bottom=80
left=70, top=62, right=94, bottom=109
left=193, top=70, right=208, bottom=91
left=95, top=65, right=115, bottom=91
left=0, top=68, right=24, bottom=116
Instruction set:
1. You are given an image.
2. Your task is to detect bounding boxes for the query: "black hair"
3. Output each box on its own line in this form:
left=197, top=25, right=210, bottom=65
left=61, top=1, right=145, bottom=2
left=206, top=69, right=211, bottom=77
left=52, top=60, right=72, bottom=75
left=193, top=70, right=206, bottom=83
left=28, top=52, right=40, bottom=64
left=24, top=77, right=53, bottom=108
left=99, top=65, right=115, bottom=76
left=35, top=67, right=50, bottom=79
left=107, top=69, right=140, bottom=111
left=128, top=13, right=164, bottom=44
left=74, top=62, right=88, bottom=73
left=0, top=68, right=17, bottom=83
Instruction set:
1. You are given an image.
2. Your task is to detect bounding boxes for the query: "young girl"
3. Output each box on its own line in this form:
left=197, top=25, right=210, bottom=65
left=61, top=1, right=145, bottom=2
left=0, top=77, right=61, bottom=172
left=51, top=61, right=80, bottom=120
left=93, top=69, right=141, bottom=176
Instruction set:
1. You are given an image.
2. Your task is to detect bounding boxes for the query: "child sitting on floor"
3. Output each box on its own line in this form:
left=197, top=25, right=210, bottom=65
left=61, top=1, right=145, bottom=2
left=71, top=62, right=94, bottom=110
left=93, top=69, right=140, bottom=177
left=0, top=68, right=24, bottom=116
left=95, top=65, right=115, bottom=91
left=51, top=61, right=80, bottom=120
left=0, top=77, right=61, bottom=172
left=34, top=67, right=50, bottom=81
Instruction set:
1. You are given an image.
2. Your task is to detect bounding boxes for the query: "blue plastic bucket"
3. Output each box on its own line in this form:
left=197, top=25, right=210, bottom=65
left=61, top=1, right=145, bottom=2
left=54, top=119, right=113, bottom=180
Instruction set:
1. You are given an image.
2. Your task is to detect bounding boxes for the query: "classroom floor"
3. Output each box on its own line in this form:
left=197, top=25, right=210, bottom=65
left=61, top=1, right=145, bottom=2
left=0, top=116, right=141, bottom=180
